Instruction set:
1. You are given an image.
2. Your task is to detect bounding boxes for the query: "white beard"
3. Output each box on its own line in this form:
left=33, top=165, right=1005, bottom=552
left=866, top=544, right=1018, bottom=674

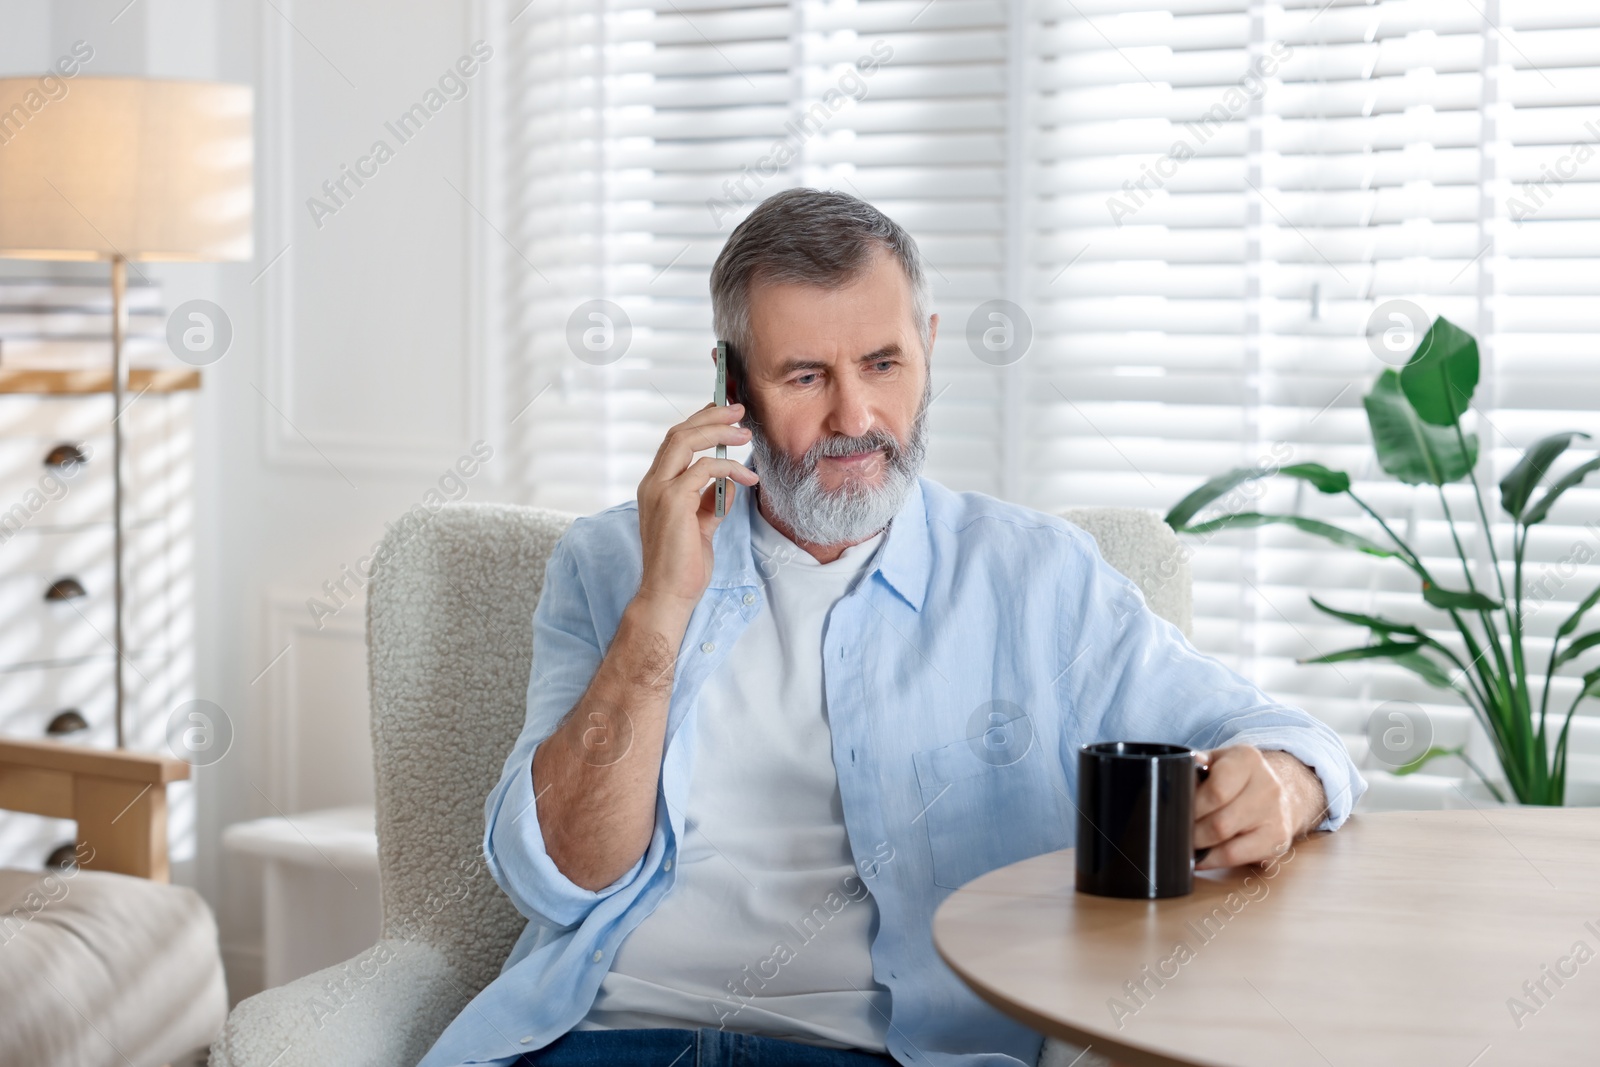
left=747, top=383, right=930, bottom=547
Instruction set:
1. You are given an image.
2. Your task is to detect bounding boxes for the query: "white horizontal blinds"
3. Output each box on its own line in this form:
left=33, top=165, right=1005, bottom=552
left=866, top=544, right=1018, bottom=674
left=0, top=274, right=164, bottom=368
left=1024, top=0, right=1600, bottom=788
left=801, top=0, right=1012, bottom=496
left=510, top=0, right=1600, bottom=789
left=505, top=0, right=619, bottom=514
left=591, top=0, right=796, bottom=511
left=1249, top=0, right=1600, bottom=782
left=503, top=0, right=1011, bottom=515
left=1239, top=0, right=1499, bottom=761
left=1487, top=0, right=1600, bottom=786
left=1025, top=0, right=1260, bottom=664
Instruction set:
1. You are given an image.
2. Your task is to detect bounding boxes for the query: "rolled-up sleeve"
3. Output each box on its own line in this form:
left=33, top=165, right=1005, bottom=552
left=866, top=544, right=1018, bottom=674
left=482, top=533, right=647, bottom=930
left=1057, top=528, right=1367, bottom=832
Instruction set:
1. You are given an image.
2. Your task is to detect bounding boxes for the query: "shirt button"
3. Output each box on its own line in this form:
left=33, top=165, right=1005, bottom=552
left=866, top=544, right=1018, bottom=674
left=592, top=949, right=603, bottom=963
left=700, top=641, right=715, bottom=653
left=663, top=858, right=673, bottom=871
left=743, top=592, right=756, bottom=605
left=520, top=1036, right=533, bottom=1044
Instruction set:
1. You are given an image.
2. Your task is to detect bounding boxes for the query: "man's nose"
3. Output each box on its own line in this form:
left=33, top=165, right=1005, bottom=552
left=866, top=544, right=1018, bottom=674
left=829, top=375, right=875, bottom=440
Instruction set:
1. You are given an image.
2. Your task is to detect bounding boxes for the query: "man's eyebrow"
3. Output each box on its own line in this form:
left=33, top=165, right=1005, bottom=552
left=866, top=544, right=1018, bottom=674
left=773, top=344, right=904, bottom=375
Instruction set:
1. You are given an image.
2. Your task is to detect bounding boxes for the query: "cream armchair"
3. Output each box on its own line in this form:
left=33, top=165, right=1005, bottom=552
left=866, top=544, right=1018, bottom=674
left=0, top=736, right=227, bottom=1066
left=212, top=502, right=1189, bottom=1067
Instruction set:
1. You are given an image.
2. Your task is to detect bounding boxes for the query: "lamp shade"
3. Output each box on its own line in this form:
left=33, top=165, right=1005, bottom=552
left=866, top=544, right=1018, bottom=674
left=0, top=76, right=252, bottom=262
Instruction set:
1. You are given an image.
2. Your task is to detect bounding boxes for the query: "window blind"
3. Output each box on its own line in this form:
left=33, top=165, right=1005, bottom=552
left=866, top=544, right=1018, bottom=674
left=503, top=0, right=1600, bottom=799
left=505, top=0, right=1014, bottom=514
left=1027, top=0, right=1600, bottom=798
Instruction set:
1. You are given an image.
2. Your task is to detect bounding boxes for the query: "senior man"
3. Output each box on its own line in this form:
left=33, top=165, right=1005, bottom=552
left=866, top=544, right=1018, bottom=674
left=420, top=188, right=1367, bottom=1067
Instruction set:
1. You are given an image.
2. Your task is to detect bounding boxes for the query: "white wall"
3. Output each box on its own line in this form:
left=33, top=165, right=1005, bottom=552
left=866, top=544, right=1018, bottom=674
left=2, top=0, right=510, bottom=1002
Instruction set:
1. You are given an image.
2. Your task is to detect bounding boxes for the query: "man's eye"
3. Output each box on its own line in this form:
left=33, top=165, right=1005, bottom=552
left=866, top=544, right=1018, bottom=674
left=795, top=373, right=817, bottom=385
left=874, top=360, right=894, bottom=372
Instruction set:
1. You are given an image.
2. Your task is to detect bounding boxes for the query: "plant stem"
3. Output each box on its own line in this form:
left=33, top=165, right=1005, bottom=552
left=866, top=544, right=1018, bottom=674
left=1465, top=435, right=1536, bottom=793
left=1347, top=491, right=1430, bottom=581
left=1436, top=484, right=1516, bottom=714
left=1441, top=482, right=1529, bottom=759
left=1348, top=487, right=1525, bottom=798
left=1455, top=422, right=1539, bottom=795
left=1459, top=421, right=1530, bottom=726
left=1426, top=640, right=1493, bottom=715
left=1436, top=483, right=1481, bottom=594
left=1551, top=687, right=1589, bottom=804
left=1540, top=592, right=1561, bottom=748
left=1457, top=749, right=1509, bottom=805
left=1455, top=419, right=1509, bottom=605
left=1347, top=490, right=1497, bottom=719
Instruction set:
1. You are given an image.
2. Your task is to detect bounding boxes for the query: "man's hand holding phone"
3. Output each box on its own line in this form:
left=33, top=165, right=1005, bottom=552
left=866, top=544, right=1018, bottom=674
left=536, top=401, right=758, bottom=892
left=633, top=401, right=760, bottom=626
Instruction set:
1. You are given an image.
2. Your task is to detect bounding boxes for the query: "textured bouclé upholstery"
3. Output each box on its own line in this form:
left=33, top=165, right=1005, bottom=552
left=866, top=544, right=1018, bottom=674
left=211, top=501, right=1190, bottom=1067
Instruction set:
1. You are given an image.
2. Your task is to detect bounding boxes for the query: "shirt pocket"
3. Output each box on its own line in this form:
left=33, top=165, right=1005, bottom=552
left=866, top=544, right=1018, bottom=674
left=912, top=735, right=1073, bottom=890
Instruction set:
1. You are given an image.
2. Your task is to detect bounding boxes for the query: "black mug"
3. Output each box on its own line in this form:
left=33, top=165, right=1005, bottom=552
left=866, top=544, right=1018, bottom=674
left=1075, top=741, right=1211, bottom=899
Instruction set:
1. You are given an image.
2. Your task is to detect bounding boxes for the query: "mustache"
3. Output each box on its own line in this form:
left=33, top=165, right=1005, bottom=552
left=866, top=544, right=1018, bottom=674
left=743, top=410, right=912, bottom=470
left=804, top=427, right=900, bottom=464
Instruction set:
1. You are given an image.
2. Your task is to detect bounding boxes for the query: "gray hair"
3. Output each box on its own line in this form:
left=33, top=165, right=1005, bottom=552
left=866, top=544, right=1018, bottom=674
left=709, top=188, right=932, bottom=381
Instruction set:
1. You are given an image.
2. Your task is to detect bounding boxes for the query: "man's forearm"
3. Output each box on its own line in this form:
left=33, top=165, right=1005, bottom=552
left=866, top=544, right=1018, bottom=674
left=531, top=596, right=690, bottom=891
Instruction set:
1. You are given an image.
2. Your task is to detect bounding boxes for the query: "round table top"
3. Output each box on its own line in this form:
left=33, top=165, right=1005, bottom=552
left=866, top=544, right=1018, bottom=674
left=932, top=808, right=1600, bottom=1067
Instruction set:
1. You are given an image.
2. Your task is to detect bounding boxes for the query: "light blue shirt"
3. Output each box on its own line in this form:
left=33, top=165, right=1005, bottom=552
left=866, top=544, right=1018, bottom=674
left=418, top=471, right=1367, bottom=1067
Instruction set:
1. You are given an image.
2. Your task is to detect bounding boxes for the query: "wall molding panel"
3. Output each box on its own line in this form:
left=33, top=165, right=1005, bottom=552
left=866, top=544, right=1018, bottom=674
left=256, top=0, right=493, bottom=479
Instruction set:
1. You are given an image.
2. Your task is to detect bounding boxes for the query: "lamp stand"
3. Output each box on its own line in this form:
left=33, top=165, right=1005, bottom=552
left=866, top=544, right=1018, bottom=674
left=110, top=254, right=127, bottom=749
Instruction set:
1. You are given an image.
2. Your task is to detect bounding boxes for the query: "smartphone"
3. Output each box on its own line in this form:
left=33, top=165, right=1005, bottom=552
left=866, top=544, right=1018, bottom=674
left=714, top=340, right=730, bottom=516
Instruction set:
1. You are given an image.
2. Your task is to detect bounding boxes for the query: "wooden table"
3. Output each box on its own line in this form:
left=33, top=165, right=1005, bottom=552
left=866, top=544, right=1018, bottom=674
left=933, top=808, right=1600, bottom=1067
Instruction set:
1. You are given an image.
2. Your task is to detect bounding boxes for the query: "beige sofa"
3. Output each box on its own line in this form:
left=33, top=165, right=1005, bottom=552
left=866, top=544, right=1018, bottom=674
left=0, top=737, right=227, bottom=1066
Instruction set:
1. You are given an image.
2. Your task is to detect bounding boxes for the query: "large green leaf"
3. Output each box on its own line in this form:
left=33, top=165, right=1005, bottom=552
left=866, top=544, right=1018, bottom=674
left=1179, top=512, right=1396, bottom=558
left=1165, top=462, right=1352, bottom=529
left=1279, top=463, right=1352, bottom=494
left=1557, top=583, right=1600, bottom=640
left=1165, top=468, right=1264, bottom=529
left=1500, top=432, right=1590, bottom=520
left=1301, top=642, right=1458, bottom=689
left=1364, top=370, right=1479, bottom=485
left=1300, top=640, right=1431, bottom=665
left=1391, top=650, right=1459, bottom=689
left=1307, top=596, right=1427, bottom=639
left=1553, top=630, right=1600, bottom=669
left=1392, top=745, right=1465, bottom=776
left=1422, top=583, right=1503, bottom=612
left=1400, top=316, right=1479, bottom=427
left=1522, top=456, right=1600, bottom=526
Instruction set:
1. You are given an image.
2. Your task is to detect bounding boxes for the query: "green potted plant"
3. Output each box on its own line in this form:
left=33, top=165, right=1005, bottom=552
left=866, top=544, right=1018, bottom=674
left=1165, top=317, right=1599, bottom=805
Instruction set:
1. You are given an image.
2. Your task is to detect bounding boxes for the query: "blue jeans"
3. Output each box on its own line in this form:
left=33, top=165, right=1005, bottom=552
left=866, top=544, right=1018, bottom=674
left=517, top=1027, right=900, bottom=1066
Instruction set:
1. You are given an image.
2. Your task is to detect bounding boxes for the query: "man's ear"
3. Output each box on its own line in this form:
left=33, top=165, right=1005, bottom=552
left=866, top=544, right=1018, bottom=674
left=927, top=312, right=939, bottom=355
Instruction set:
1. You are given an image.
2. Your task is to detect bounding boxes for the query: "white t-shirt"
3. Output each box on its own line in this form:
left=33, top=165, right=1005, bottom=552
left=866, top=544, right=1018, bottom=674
left=573, top=503, right=892, bottom=1050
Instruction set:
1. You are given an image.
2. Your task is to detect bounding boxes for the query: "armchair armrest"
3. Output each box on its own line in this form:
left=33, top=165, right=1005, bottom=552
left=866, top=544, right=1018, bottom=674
left=210, top=938, right=465, bottom=1067
left=0, top=737, right=188, bottom=881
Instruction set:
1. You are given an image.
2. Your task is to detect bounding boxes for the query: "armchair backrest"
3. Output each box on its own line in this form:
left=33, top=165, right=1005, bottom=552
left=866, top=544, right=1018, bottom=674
left=363, top=501, right=1190, bottom=994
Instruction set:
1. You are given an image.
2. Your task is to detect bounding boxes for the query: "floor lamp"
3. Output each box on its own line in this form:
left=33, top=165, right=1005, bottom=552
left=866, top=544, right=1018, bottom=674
left=0, top=77, right=253, bottom=748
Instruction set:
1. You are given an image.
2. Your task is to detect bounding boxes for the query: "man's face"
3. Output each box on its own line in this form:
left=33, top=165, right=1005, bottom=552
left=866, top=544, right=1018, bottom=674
left=720, top=245, right=940, bottom=548
left=741, top=246, right=937, bottom=495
